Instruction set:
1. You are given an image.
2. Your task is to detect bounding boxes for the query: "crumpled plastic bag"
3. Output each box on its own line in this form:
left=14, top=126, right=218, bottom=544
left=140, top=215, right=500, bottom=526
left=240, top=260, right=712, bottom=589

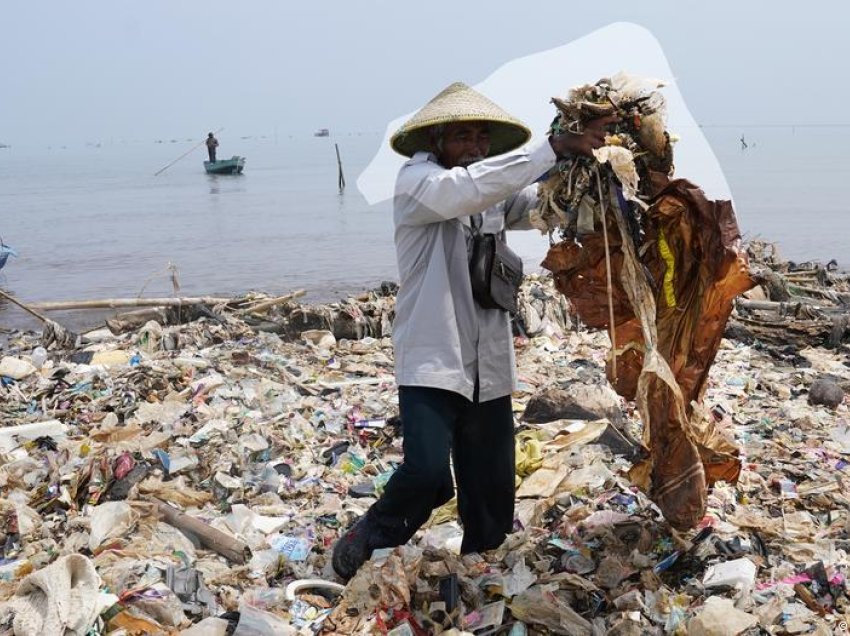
left=515, top=432, right=544, bottom=477
left=124, top=583, right=187, bottom=627
left=332, top=546, right=423, bottom=617
left=593, top=145, right=643, bottom=206
left=138, top=475, right=212, bottom=508
left=509, top=584, right=592, bottom=635
left=89, top=501, right=138, bottom=551
left=180, top=617, right=231, bottom=636
left=687, top=596, right=758, bottom=636
left=516, top=466, right=568, bottom=499
left=501, top=558, right=537, bottom=598
left=233, top=605, right=297, bottom=635
left=0, top=554, right=101, bottom=636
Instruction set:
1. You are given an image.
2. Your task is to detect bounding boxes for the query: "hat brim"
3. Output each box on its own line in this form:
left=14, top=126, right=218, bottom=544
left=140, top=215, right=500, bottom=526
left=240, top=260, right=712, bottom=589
left=390, top=118, right=531, bottom=158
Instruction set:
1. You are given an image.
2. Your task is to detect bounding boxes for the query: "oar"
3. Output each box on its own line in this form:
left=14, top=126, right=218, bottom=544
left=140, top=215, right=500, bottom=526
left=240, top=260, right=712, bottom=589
left=154, top=127, right=224, bottom=176
left=0, top=289, right=79, bottom=349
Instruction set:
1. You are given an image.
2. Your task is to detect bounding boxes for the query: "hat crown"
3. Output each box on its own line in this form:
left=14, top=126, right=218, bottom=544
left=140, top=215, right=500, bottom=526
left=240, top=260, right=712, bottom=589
left=436, top=81, right=469, bottom=97
left=390, top=82, right=531, bottom=158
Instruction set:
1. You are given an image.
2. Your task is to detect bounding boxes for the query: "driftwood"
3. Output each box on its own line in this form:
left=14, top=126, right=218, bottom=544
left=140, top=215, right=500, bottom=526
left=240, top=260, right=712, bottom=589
left=787, top=283, right=850, bottom=303
left=732, top=298, right=849, bottom=349
left=105, top=308, right=173, bottom=334
left=735, top=240, right=850, bottom=349
left=155, top=500, right=251, bottom=564
left=728, top=314, right=844, bottom=349
left=736, top=299, right=847, bottom=316
left=240, top=289, right=306, bottom=315
left=283, top=305, right=386, bottom=341
left=30, top=296, right=237, bottom=311
left=89, top=291, right=306, bottom=335
left=104, top=304, right=227, bottom=335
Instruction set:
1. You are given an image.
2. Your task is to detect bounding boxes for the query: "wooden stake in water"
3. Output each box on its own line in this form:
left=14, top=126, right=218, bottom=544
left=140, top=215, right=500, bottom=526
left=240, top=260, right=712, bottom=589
left=335, top=143, right=346, bottom=193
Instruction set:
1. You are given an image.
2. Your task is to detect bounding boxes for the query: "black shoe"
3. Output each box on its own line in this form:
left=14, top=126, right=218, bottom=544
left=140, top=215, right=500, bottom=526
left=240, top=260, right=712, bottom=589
left=332, top=515, right=377, bottom=581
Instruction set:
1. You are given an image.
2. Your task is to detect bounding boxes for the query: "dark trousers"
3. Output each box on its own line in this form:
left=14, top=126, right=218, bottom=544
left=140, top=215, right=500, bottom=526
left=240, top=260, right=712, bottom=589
left=369, top=385, right=516, bottom=554
left=208, top=148, right=216, bottom=162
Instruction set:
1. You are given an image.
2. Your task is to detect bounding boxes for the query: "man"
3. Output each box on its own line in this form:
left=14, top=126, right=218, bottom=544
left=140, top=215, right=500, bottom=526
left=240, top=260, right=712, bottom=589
left=206, top=132, right=219, bottom=162
left=332, top=82, right=615, bottom=581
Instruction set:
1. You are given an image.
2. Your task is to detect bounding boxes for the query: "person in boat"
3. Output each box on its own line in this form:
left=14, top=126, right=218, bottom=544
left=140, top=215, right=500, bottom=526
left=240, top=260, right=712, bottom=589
left=331, top=82, right=616, bottom=581
left=206, top=133, right=219, bottom=162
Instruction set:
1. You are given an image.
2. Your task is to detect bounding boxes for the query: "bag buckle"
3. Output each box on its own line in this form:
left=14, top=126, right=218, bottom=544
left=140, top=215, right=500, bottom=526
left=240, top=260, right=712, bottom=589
left=497, top=261, right=517, bottom=283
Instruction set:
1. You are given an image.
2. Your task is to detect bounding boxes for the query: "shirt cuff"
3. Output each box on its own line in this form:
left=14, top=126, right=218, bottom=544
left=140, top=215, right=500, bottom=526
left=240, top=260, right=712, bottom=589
left=526, top=136, right=558, bottom=171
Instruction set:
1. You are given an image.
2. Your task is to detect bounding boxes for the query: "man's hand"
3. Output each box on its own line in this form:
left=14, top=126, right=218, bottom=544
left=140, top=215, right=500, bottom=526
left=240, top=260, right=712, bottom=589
left=549, top=114, right=620, bottom=158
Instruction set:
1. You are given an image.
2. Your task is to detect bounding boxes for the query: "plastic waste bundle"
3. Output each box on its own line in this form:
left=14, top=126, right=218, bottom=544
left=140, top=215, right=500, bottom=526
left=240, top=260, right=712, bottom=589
left=538, top=73, right=755, bottom=529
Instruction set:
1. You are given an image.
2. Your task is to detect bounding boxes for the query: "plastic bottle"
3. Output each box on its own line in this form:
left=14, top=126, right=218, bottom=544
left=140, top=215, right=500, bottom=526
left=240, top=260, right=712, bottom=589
left=31, top=347, right=48, bottom=369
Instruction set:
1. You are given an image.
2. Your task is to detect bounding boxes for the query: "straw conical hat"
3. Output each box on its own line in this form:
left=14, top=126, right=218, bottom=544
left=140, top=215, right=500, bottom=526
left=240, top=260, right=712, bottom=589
left=390, top=82, right=531, bottom=158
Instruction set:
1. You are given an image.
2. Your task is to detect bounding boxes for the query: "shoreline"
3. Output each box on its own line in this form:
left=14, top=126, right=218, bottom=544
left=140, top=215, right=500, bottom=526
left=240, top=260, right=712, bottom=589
left=2, top=249, right=847, bottom=338
left=0, top=279, right=390, bottom=335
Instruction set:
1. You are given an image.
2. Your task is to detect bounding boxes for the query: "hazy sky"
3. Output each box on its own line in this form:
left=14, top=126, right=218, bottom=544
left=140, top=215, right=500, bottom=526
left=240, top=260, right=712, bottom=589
left=2, top=1, right=843, bottom=148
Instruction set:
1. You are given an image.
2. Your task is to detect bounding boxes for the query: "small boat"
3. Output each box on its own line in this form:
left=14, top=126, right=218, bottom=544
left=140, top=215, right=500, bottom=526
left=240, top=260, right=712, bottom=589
left=314, top=128, right=330, bottom=137
left=204, top=156, right=245, bottom=175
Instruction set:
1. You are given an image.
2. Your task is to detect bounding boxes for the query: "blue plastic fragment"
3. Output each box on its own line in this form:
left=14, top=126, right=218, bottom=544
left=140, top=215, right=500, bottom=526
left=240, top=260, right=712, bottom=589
left=653, top=551, right=681, bottom=573
left=153, top=449, right=171, bottom=474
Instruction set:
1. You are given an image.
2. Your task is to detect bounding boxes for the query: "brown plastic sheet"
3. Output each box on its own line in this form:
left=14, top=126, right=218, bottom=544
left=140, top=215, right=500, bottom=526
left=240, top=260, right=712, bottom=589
left=543, top=174, right=755, bottom=529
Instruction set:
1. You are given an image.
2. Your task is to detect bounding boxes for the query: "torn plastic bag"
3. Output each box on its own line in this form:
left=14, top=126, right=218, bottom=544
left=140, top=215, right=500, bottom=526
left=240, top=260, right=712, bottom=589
left=543, top=176, right=754, bottom=529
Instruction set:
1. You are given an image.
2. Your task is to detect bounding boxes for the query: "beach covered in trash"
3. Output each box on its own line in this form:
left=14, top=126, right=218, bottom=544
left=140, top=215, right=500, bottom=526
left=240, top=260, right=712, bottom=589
left=0, top=249, right=849, bottom=635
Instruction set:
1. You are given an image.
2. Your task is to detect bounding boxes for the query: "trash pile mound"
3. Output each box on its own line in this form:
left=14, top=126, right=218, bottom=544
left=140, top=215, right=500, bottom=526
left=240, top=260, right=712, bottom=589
left=0, top=265, right=848, bottom=634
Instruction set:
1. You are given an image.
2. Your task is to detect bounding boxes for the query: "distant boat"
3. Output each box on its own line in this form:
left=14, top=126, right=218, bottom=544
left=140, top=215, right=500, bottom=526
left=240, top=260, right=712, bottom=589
left=0, top=143, right=9, bottom=149
left=204, top=156, right=246, bottom=175
left=314, top=128, right=330, bottom=137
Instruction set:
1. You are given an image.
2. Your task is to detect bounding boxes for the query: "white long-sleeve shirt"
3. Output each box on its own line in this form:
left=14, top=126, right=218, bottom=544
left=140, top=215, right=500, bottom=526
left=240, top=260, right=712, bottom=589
left=392, top=138, right=557, bottom=402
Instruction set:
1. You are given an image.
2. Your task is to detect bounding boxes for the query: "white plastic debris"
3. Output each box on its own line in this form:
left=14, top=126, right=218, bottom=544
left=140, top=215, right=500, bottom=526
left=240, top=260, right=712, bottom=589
left=702, top=558, right=757, bottom=591
left=0, top=356, right=36, bottom=380
left=88, top=501, right=137, bottom=551
left=0, top=419, right=69, bottom=453
left=687, top=596, right=758, bottom=636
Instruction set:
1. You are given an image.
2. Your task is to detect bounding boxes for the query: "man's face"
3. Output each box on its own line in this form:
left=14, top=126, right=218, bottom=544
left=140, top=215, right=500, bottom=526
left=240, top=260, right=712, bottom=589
left=436, top=122, right=490, bottom=168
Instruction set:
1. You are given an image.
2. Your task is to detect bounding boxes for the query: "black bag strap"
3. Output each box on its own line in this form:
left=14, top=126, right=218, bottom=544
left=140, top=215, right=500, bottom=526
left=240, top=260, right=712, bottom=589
left=470, top=213, right=506, bottom=241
